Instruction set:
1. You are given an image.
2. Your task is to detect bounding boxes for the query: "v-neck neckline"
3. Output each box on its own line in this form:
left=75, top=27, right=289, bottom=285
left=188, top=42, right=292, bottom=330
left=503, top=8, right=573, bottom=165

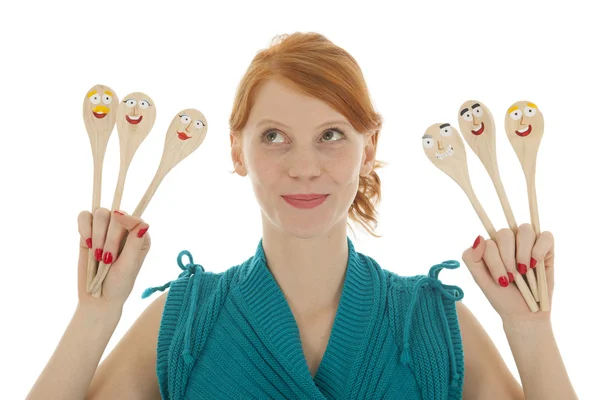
left=239, top=236, right=376, bottom=397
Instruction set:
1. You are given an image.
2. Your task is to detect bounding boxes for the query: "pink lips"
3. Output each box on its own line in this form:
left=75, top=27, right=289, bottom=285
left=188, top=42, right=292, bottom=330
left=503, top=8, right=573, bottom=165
left=282, top=194, right=329, bottom=209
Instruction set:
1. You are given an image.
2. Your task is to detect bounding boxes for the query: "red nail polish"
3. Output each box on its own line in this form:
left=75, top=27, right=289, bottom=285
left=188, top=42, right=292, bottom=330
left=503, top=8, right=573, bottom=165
left=94, top=248, right=103, bottom=262
left=114, top=210, right=124, bottom=215
left=498, top=276, right=509, bottom=287
left=508, top=272, right=514, bottom=283
left=530, top=258, right=537, bottom=269
left=472, top=236, right=481, bottom=249
left=103, top=252, right=113, bottom=264
left=86, top=238, right=92, bottom=249
left=137, top=226, right=149, bottom=238
left=517, top=263, right=527, bottom=275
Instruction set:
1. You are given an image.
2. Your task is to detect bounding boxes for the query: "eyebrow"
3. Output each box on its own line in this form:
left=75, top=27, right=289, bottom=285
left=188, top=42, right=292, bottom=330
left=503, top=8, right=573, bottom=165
left=104, top=90, right=113, bottom=97
left=422, top=134, right=432, bottom=139
left=256, top=118, right=351, bottom=129
left=460, top=108, right=468, bottom=116
left=471, top=103, right=480, bottom=108
left=439, top=123, right=450, bottom=129
left=87, top=90, right=97, bottom=98
left=507, top=106, right=519, bottom=114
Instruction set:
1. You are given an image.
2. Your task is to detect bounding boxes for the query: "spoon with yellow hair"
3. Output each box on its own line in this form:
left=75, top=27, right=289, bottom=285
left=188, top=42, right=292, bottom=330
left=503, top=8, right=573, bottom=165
left=504, top=101, right=550, bottom=312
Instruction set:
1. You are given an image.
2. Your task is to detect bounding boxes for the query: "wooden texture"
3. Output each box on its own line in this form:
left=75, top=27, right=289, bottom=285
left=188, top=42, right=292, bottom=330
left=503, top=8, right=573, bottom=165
left=423, top=123, right=539, bottom=312
left=505, top=101, right=549, bottom=311
left=82, top=84, right=118, bottom=293
left=90, top=108, right=208, bottom=296
left=457, top=100, right=538, bottom=308
left=90, top=93, right=157, bottom=297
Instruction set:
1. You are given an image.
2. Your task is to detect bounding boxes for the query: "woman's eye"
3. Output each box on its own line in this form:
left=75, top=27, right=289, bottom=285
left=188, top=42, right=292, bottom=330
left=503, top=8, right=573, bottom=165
left=322, top=129, right=343, bottom=141
left=264, top=131, right=284, bottom=143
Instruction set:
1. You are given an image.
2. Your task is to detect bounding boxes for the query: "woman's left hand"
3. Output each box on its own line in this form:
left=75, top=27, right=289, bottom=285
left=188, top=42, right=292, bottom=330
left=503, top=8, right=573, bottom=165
left=461, top=223, right=555, bottom=325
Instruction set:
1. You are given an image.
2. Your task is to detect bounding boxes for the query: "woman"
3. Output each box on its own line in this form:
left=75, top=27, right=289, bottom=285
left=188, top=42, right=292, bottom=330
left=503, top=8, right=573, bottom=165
left=27, top=32, right=578, bottom=399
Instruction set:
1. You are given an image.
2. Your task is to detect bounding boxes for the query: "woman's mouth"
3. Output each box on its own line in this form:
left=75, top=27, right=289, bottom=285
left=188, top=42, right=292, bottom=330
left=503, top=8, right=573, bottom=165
left=282, top=194, right=329, bottom=209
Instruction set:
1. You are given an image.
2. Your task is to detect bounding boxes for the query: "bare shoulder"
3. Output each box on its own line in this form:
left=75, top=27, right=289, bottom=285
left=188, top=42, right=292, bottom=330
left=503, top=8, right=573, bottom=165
left=86, top=292, right=168, bottom=400
left=455, top=301, right=524, bottom=400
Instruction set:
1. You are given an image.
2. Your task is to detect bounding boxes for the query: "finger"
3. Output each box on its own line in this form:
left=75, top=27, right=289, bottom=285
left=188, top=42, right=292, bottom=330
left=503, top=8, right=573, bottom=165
left=77, top=211, right=93, bottom=293
left=516, top=223, right=535, bottom=276
left=462, top=235, right=493, bottom=288
left=91, top=208, right=111, bottom=263
left=101, top=211, right=129, bottom=266
left=482, top=239, right=510, bottom=288
left=496, top=228, right=517, bottom=284
left=112, top=218, right=150, bottom=281
left=532, top=230, right=555, bottom=300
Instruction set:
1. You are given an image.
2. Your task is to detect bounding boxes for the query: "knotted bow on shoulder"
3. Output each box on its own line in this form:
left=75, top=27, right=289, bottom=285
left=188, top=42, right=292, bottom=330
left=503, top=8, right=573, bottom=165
left=141, top=250, right=205, bottom=365
left=399, top=260, right=465, bottom=388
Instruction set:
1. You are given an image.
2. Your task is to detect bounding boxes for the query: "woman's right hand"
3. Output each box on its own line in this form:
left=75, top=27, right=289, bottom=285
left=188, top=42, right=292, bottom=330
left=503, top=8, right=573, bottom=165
left=77, top=208, right=151, bottom=311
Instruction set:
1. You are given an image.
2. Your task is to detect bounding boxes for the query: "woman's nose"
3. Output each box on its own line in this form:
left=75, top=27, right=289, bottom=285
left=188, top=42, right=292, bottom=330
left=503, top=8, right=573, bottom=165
left=288, top=148, right=321, bottom=179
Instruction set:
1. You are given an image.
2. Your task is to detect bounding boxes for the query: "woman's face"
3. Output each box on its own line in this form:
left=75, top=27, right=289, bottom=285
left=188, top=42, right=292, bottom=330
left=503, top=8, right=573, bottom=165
left=231, top=78, right=375, bottom=239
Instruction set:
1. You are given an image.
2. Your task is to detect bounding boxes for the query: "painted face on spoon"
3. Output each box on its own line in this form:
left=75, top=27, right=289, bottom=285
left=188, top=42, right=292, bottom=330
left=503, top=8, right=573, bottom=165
left=505, top=101, right=543, bottom=139
left=83, top=84, right=118, bottom=135
left=422, top=122, right=469, bottom=182
left=117, top=92, right=156, bottom=134
left=458, top=100, right=494, bottom=137
left=162, top=108, right=208, bottom=162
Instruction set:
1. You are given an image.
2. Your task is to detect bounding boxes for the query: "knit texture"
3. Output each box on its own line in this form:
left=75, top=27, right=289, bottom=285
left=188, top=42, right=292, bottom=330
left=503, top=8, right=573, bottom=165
left=143, top=237, right=465, bottom=399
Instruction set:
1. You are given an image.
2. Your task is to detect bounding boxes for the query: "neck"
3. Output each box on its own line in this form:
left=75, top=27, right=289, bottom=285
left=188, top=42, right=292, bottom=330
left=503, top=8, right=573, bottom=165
left=261, top=216, right=349, bottom=316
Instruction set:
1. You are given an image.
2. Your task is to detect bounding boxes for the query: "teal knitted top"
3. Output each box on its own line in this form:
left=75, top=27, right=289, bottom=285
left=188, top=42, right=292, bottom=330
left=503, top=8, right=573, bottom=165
left=142, top=237, right=465, bottom=399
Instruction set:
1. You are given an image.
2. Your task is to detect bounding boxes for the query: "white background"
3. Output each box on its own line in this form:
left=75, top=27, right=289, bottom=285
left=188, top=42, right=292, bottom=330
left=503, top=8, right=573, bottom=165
left=1, top=0, right=597, bottom=398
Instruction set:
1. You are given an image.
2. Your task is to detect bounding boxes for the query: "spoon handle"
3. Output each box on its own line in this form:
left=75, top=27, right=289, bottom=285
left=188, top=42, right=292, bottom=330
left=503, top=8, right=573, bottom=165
left=86, top=153, right=104, bottom=292
left=133, top=166, right=166, bottom=218
left=526, top=171, right=550, bottom=311
left=489, top=166, right=518, bottom=233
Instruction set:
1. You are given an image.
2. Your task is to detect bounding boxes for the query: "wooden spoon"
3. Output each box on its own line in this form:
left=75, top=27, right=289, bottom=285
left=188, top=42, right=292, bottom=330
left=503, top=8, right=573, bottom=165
left=82, top=84, right=118, bottom=293
left=87, top=92, right=157, bottom=295
left=504, top=101, right=550, bottom=311
left=457, top=101, right=539, bottom=305
left=90, top=108, right=208, bottom=296
left=422, top=123, right=539, bottom=312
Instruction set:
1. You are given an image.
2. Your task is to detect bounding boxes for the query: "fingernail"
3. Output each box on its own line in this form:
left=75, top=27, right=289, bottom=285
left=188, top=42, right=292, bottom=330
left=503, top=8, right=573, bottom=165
left=498, top=276, right=509, bottom=287
left=517, top=263, right=527, bottom=275
left=472, top=235, right=481, bottom=249
left=103, top=252, right=113, bottom=264
left=114, top=210, right=124, bottom=216
left=530, top=258, right=537, bottom=269
left=86, top=238, right=92, bottom=249
left=508, top=272, right=514, bottom=283
left=137, top=226, right=149, bottom=238
left=94, top=248, right=103, bottom=262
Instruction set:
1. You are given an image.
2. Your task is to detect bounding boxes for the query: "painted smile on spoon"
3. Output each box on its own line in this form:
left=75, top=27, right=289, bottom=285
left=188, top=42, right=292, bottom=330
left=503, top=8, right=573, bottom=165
left=435, top=145, right=454, bottom=160
left=178, top=131, right=191, bottom=140
left=471, top=122, right=485, bottom=135
left=515, top=125, right=532, bottom=137
left=126, top=115, right=143, bottom=124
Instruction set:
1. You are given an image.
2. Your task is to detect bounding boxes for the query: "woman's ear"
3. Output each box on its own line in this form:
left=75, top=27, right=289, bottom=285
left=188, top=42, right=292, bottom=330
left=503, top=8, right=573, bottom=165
left=359, top=131, right=376, bottom=177
left=230, top=132, right=248, bottom=176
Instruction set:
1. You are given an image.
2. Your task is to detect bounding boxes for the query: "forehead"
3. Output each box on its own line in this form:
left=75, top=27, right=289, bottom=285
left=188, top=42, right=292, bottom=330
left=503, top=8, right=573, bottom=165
left=248, top=78, right=345, bottom=123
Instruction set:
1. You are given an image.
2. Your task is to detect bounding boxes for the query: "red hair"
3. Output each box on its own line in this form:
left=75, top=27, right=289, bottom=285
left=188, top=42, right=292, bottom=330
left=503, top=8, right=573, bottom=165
left=229, top=32, right=386, bottom=237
